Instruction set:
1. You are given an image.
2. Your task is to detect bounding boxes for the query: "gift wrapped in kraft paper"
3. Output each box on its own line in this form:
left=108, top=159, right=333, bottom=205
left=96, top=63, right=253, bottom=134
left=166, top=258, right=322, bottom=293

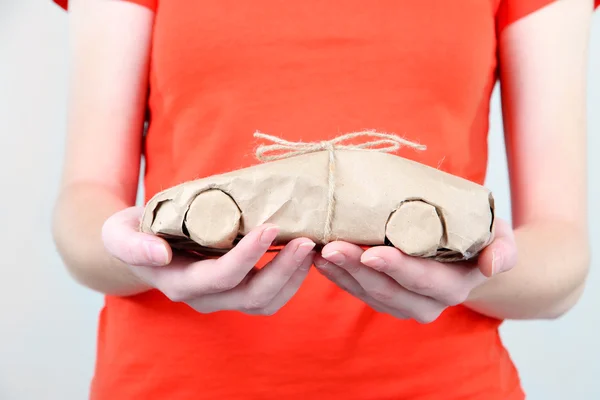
left=140, top=131, right=496, bottom=262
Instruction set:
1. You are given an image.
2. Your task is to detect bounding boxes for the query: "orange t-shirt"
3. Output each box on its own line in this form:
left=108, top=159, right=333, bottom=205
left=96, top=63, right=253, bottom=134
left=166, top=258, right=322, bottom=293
left=53, top=1, right=598, bottom=399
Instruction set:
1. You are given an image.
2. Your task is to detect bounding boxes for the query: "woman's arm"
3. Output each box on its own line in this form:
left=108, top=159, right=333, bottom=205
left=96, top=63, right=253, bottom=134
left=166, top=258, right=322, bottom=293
left=302, top=0, right=595, bottom=324
left=464, top=0, right=595, bottom=319
left=51, top=0, right=155, bottom=296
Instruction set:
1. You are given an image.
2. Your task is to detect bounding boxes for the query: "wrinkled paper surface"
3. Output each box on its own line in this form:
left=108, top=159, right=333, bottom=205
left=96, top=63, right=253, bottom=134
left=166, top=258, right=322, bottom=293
left=140, top=150, right=495, bottom=262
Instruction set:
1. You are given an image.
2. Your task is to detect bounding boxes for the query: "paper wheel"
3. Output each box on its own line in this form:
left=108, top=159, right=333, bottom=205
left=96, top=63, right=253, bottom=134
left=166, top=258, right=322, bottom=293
left=385, top=200, right=443, bottom=257
left=184, top=189, right=241, bottom=249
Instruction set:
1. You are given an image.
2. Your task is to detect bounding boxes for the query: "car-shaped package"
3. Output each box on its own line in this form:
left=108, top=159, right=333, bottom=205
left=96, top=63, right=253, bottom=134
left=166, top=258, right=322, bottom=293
left=140, top=134, right=495, bottom=262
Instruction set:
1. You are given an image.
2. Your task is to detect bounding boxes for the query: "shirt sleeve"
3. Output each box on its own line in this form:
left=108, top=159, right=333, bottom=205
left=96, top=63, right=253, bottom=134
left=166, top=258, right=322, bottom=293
left=496, top=0, right=599, bottom=35
left=53, top=0, right=157, bottom=12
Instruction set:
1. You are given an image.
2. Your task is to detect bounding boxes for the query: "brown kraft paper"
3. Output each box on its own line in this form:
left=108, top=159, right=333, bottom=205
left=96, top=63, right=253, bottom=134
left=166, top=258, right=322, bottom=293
left=139, top=131, right=495, bottom=262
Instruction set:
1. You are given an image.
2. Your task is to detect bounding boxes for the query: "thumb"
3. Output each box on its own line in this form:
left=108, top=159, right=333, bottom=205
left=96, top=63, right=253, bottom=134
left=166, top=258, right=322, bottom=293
left=477, top=219, right=518, bottom=278
left=101, top=206, right=172, bottom=267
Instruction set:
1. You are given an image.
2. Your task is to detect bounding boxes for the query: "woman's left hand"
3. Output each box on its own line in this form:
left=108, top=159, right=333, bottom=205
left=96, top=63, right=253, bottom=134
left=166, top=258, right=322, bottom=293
left=314, top=219, right=518, bottom=323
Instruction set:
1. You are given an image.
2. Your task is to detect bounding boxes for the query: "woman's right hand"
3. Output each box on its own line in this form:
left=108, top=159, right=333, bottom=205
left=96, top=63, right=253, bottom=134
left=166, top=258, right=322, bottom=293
left=101, top=206, right=316, bottom=315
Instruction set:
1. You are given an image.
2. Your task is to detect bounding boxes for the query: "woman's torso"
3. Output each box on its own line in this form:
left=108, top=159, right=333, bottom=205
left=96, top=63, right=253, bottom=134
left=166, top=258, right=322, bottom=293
left=93, top=1, right=525, bottom=399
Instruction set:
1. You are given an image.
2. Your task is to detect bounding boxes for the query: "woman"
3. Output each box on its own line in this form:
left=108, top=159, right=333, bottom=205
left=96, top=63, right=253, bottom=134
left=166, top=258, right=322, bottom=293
left=51, top=0, right=597, bottom=399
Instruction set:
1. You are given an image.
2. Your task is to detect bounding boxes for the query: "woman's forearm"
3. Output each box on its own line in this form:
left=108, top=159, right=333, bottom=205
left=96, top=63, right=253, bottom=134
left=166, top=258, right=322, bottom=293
left=464, top=221, right=590, bottom=320
left=52, top=182, right=152, bottom=297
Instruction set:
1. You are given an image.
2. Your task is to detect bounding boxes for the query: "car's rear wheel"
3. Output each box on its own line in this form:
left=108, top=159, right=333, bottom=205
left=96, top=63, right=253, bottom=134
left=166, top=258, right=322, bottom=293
left=385, top=200, right=443, bottom=258
left=183, top=189, right=242, bottom=249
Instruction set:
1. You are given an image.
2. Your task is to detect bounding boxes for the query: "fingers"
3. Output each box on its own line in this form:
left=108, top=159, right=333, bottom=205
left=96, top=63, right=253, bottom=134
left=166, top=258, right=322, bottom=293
left=187, top=238, right=316, bottom=314
left=143, top=224, right=281, bottom=300
left=243, top=252, right=314, bottom=315
left=320, top=243, right=446, bottom=323
left=314, top=255, right=414, bottom=320
left=314, top=254, right=364, bottom=295
left=217, top=224, right=279, bottom=272
left=208, top=224, right=282, bottom=290
left=102, top=206, right=172, bottom=267
left=360, top=246, right=487, bottom=306
left=243, top=238, right=316, bottom=307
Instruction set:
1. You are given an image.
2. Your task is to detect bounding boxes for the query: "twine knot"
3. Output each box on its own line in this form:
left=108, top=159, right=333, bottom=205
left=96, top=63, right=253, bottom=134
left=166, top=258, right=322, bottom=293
left=252, top=130, right=426, bottom=243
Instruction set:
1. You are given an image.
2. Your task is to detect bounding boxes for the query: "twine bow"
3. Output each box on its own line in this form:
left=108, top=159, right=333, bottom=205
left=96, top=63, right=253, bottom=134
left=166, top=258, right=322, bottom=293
left=254, top=130, right=426, bottom=161
left=253, top=131, right=427, bottom=243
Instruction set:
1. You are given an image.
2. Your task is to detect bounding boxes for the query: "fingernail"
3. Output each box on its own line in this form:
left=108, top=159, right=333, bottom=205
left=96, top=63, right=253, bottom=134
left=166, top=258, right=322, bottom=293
left=322, top=250, right=345, bottom=266
left=314, top=261, right=333, bottom=276
left=362, top=256, right=387, bottom=271
left=294, top=241, right=316, bottom=262
left=260, top=226, right=279, bottom=245
left=491, top=251, right=503, bottom=276
left=314, top=258, right=331, bottom=270
left=143, top=241, right=169, bottom=265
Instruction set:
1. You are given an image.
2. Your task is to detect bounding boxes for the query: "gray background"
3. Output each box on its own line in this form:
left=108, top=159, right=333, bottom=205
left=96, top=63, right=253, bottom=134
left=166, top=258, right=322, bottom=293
left=1, top=1, right=598, bottom=399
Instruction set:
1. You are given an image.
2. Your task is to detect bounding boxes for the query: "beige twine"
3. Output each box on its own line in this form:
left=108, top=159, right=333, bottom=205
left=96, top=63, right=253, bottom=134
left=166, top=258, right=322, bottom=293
left=253, top=130, right=427, bottom=243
